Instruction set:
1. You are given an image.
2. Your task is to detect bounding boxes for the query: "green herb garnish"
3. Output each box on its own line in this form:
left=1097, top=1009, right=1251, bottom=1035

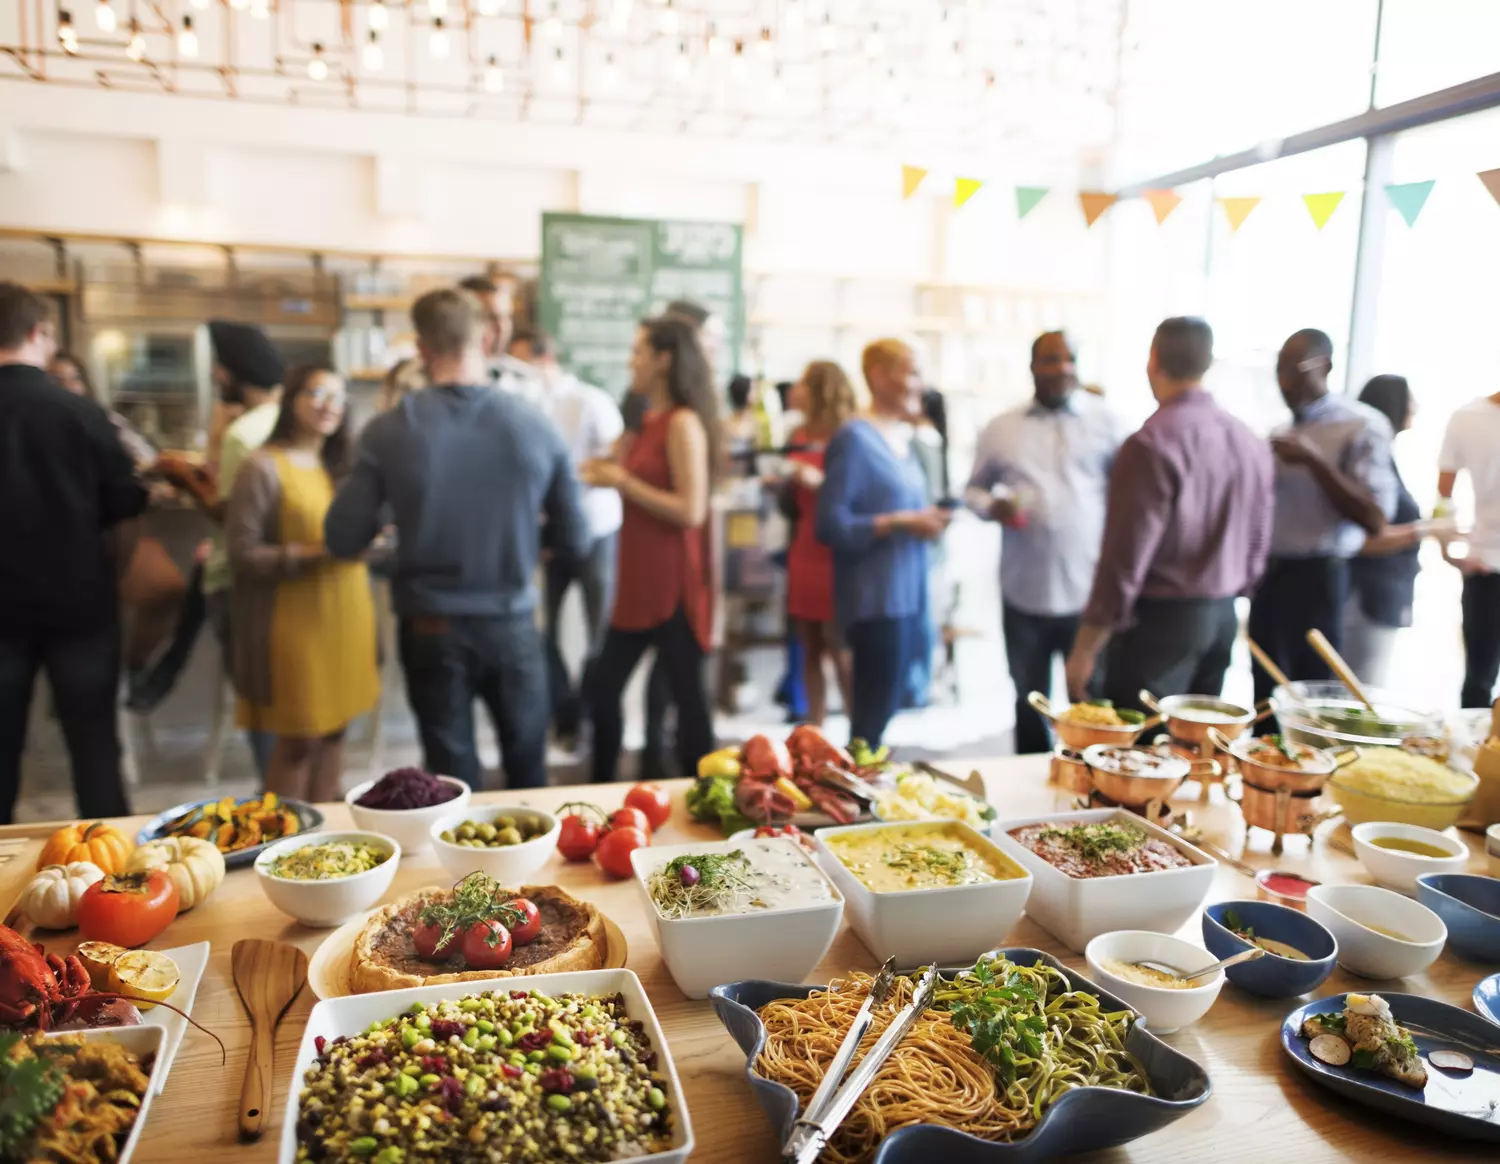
left=1223, top=909, right=1257, bottom=941
left=1039, top=822, right=1146, bottom=864
left=945, top=959, right=1047, bottom=1085
left=416, top=872, right=524, bottom=954
left=0, top=1034, right=65, bottom=1156
left=648, top=851, right=757, bottom=919
left=1350, top=1048, right=1378, bottom=1070
left=1321, top=1012, right=1348, bottom=1034
left=1269, top=734, right=1298, bottom=762
left=881, top=843, right=976, bottom=884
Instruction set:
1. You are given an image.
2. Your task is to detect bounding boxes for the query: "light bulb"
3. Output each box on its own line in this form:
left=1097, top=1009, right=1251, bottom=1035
left=865, top=24, right=883, bottom=58
left=94, top=0, right=116, bottom=32
left=178, top=15, right=198, bottom=56
left=542, top=3, right=561, bottom=38
left=755, top=27, right=773, bottom=60
left=58, top=11, right=79, bottom=54
left=551, top=45, right=568, bottom=82
left=817, top=15, right=835, bottom=51
left=600, top=52, right=618, bottom=88
left=368, top=0, right=388, bottom=31
left=476, top=0, right=500, bottom=14
left=363, top=30, right=383, bottom=70
left=658, top=0, right=676, bottom=35
left=609, top=0, right=631, bottom=33
left=671, top=42, right=690, bottom=82
left=190, top=0, right=209, bottom=9
left=706, top=23, right=724, bottom=57
left=768, top=66, right=785, bottom=104
left=308, top=43, right=328, bottom=80
left=428, top=0, right=446, bottom=16
left=483, top=54, right=503, bottom=92
left=730, top=41, right=746, bottom=81
left=429, top=18, right=449, bottom=57
left=228, top=0, right=248, bottom=8
left=125, top=20, right=144, bottom=59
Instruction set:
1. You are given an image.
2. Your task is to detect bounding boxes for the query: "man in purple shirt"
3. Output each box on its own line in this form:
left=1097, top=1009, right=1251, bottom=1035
left=1066, top=318, right=1273, bottom=707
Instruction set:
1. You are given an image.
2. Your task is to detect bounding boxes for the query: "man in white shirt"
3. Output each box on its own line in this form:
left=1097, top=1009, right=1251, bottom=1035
left=508, top=328, right=625, bottom=746
left=965, top=331, right=1129, bottom=752
left=1438, top=391, right=1500, bottom=708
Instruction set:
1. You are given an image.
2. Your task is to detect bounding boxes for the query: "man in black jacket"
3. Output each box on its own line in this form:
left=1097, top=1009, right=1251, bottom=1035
left=0, top=282, right=148, bottom=824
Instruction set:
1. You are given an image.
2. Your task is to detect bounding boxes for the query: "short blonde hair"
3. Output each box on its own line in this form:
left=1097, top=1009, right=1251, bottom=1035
left=412, top=288, right=481, bottom=358
left=802, top=360, right=858, bottom=431
left=861, top=338, right=912, bottom=388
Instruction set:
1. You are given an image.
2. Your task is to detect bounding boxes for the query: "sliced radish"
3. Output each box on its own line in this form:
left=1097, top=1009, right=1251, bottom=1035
left=1428, top=1050, right=1474, bottom=1072
left=1309, top=1033, right=1352, bottom=1066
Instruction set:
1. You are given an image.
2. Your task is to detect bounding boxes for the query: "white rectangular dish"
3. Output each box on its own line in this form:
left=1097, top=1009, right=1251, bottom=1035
left=38, top=1022, right=165, bottom=1164
left=278, top=967, right=694, bottom=1164
left=991, top=808, right=1217, bottom=952
left=143, top=939, right=209, bottom=1094
left=631, top=837, right=843, bottom=999
left=815, top=819, right=1032, bottom=965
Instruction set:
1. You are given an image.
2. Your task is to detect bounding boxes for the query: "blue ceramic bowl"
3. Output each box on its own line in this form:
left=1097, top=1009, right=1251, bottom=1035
left=1201, top=900, right=1338, bottom=997
left=1416, top=873, right=1500, bottom=962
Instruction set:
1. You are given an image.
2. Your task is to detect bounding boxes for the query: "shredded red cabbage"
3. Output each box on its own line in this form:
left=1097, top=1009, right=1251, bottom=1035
left=355, top=767, right=461, bottom=810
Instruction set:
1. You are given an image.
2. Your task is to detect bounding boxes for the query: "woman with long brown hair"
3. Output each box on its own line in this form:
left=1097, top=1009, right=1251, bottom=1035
left=582, top=315, right=720, bottom=781
left=226, top=365, right=377, bottom=799
left=785, top=361, right=857, bottom=724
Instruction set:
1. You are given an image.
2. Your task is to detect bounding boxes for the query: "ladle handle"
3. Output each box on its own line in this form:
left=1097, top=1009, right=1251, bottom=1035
left=1247, top=637, right=1292, bottom=691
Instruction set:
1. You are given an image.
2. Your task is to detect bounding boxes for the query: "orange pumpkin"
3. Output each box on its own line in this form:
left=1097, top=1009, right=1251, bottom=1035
left=37, top=821, right=134, bottom=874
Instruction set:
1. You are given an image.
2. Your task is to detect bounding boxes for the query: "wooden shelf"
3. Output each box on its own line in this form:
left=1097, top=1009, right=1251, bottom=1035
left=343, top=294, right=414, bottom=312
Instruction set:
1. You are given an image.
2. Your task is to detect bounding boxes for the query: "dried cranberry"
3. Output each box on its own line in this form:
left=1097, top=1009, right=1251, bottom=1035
left=314, top=1036, right=327, bottom=1057
left=538, top=1067, right=574, bottom=1093
left=428, top=1020, right=465, bottom=1041
left=332, top=1035, right=349, bottom=1046
left=642, top=1051, right=659, bottom=1069
left=510, top=991, right=530, bottom=1000
left=437, top=1076, right=465, bottom=1111
left=517, top=1031, right=552, bottom=1052
left=501, top=1063, right=523, bottom=1079
left=357, top=1049, right=390, bottom=1069
left=574, top=1030, right=595, bottom=1046
left=422, top=1055, right=449, bottom=1074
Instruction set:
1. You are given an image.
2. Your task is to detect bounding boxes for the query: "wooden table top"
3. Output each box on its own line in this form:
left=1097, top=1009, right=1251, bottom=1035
left=3, top=758, right=1496, bottom=1163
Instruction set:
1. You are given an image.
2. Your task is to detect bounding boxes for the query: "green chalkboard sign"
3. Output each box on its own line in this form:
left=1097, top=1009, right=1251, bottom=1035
left=538, top=212, right=743, bottom=399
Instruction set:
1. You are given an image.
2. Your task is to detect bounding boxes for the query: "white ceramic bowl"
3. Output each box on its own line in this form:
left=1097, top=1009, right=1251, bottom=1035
left=1305, top=883, right=1447, bottom=979
left=254, top=830, right=401, bottom=927
left=1350, top=821, right=1469, bottom=893
left=1083, top=930, right=1224, bottom=1034
left=1487, top=823, right=1500, bottom=879
left=345, top=774, right=470, bottom=854
left=990, top=808, right=1218, bottom=953
left=632, top=837, right=844, bottom=999
left=815, top=820, right=1031, bottom=965
left=38, top=1024, right=165, bottom=1164
left=280, top=968, right=693, bottom=1164
left=429, top=804, right=561, bottom=886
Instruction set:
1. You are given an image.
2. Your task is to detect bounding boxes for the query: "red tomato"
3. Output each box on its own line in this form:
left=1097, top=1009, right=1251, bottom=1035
left=608, top=806, right=652, bottom=835
left=76, top=871, right=179, bottom=949
left=504, top=898, right=541, bottom=945
left=624, top=783, right=672, bottom=831
left=412, top=920, right=459, bottom=962
left=460, top=920, right=514, bottom=970
left=557, top=814, right=602, bottom=862
left=594, top=826, right=649, bottom=880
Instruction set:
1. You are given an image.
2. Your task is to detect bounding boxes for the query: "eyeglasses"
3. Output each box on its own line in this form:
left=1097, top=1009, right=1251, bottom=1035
left=307, top=383, right=347, bottom=408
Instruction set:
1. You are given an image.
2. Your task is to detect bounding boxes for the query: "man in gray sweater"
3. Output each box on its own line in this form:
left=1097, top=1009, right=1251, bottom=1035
left=326, top=288, right=589, bottom=789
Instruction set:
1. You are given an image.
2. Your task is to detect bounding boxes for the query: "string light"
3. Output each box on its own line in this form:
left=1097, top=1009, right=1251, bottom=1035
left=600, top=51, right=618, bottom=88
left=706, top=22, right=724, bottom=57
left=730, top=39, right=746, bottom=82
left=768, top=64, right=785, bottom=103
left=178, top=14, right=198, bottom=56
left=817, top=13, right=835, bottom=51
left=363, top=30, right=384, bottom=70
left=125, top=18, right=144, bottom=59
left=608, top=0, right=631, bottom=34
left=551, top=45, right=568, bottom=82
left=865, top=22, right=884, bottom=58
left=755, top=26, right=774, bottom=60
left=671, top=40, right=690, bottom=83
left=483, top=54, right=503, bottom=92
left=58, top=10, right=78, bottom=54
left=429, top=17, right=449, bottom=57
left=658, top=0, right=677, bottom=35
left=307, top=42, right=328, bottom=80
left=542, top=2, right=562, bottom=39
left=428, top=0, right=446, bottom=16
left=368, top=0, right=388, bottom=31
left=94, top=0, right=116, bottom=32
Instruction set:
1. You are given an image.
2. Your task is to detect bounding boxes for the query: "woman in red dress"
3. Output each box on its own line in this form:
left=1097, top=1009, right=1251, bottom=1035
left=785, top=361, right=857, bottom=725
left=581, top=316, right=720, bottom=782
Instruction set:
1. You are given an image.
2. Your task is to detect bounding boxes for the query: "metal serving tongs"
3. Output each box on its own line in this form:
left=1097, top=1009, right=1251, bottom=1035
left=782, top=963, right=939, bottom=1164
left=788, top=958, right=897, bottom=1144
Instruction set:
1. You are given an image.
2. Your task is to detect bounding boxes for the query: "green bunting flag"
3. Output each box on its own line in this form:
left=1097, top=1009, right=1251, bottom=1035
left=1384, top=180, right=1435, bottom=226
left=1015, top=186, right=1049, bottom=219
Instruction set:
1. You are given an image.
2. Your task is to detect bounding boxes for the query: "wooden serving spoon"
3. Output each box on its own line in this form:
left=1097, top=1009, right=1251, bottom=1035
left=1305, top=629, right=1377, bottom=711
left=233, top=938, right=308, bottom=1141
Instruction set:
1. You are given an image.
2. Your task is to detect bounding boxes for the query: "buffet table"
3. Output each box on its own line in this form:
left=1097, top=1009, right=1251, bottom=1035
left=4, top=756, right=1495, bottom=1163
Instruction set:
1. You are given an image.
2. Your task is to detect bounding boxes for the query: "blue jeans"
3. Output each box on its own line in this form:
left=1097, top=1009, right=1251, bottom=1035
left=399, top=613, right=549, bottom=790
left=0, top=623, right=131, bottom=825
left=845, top=614, right=923, bottom=750
left=544, top=532, right=618, bottom=738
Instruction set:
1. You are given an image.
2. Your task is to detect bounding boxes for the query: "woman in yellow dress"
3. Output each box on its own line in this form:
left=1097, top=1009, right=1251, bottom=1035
left=226, top=365, right=378, bottom=800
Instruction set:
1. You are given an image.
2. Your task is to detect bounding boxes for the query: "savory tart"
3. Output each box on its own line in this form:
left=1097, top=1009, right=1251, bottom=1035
left=350, top=875, right=607, bottom=995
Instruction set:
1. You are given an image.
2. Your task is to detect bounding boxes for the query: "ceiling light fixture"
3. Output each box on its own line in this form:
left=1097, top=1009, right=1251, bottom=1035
left=58, top=9, right=78, bottom=54
left=248, top=0, right=268, bottom=19
left=94, top=0, right=116, bottom=32
left=817, top=13, right=835, bottom=51
left=671, top=40, right=690, bottom=82
left=308, top=41, right=328, bottom=79
left=369, top=0, right=388, bottom=30
left=542, top=2, right=562, bottom=38
left=755, top=26, right=773, bottom=60
left=551, top=45, right=569, bottom=82
left=125, top=18, right=144, bottom=59
left=363, top=29, right=384, bottom=70
left=483, top=53, right=503, bottom=92
left=227, top=0, right=248, bottom=8
left=178, top=15, right=198, bottom=56
left=429, top=17, right=449, bottom=57
left=658, top=0, right=677, bottom=36
left=600, top=51, right=618, bottom=88
left=865, top=23, right=884, bottom=58
left=428, top=0, right=447, bottom=16
left=706, top=22, right=724, bottom=57
left=730, top=39, right=746, bottom=82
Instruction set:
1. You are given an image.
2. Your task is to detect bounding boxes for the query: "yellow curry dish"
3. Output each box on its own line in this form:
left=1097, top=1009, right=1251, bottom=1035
left=824, top=823, right=1026, bottom=893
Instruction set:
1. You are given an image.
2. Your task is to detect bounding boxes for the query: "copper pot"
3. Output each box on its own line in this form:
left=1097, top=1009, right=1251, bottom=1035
left=1028, top=692, right=1164, bottom=752
left=1049, top=749, right=1094, bottom=796
left=1234, top=781, right=1328, bottom=837
left=1081, top=744, right=1221, bottom=809
left=1211, top=730, right=1360, bottom=795
left=1139, top=690, right=1266, bottom=746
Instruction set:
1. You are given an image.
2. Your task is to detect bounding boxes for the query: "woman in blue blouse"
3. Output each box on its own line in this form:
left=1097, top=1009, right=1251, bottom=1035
left=816, top=339, right=950, bottom=747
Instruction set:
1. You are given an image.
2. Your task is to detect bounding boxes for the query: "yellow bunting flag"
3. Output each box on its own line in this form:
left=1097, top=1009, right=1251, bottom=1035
left=1217, top=196, right=1261, bottom=233
left=1480, top=168, right=1500, bottom=208
left=954, top=177, right=984, bottom=209
left=1143, top=189, right=1183, bottom=225
left=901, top=165, right=928, bottom=199
left=1303, top=191, right=1346, bottom=230
left=1078, top=192, right=1117, bottom=227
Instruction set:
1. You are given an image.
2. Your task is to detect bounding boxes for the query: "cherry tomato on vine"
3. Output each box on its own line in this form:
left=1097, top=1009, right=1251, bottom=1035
left=412, top=920, right=459, bottom=962
left=624, top=783, right=672, bottom=831
left=594, top=826, right=650, bottom=880
left=460, top=920, right=514, bottom=970
left=557, top=803, right=606, bottom=861
left=504, top=897, right=541, bottom=945
left=608, top=806, right=652, bottom=835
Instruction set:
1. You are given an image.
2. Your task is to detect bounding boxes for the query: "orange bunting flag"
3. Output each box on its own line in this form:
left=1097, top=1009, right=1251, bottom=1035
left=1142, top=189, right=1183, bottom=225
left=901, top=165, right=928, bottom=199
left=1303, top=191, right=1346, bottom=230
left=1078, top=192, right=1117, bottom=227
left=1480, top=168, right=1500, bottom=208
left=1217, top=196, right=1261, bottom=233
left=954, top=177, right=984, bottom=209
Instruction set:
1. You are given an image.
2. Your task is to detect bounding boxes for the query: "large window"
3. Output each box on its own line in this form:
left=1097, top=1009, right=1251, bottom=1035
left=1375, top=0, right=1500, bottom=107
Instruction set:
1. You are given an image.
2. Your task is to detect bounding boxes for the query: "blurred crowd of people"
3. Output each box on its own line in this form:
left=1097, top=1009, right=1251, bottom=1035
left=1, top=275, right=1496, bottom=825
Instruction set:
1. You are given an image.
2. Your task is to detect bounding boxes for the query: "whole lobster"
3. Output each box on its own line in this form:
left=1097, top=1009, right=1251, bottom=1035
left=0, top=924, right=95, bottom=1030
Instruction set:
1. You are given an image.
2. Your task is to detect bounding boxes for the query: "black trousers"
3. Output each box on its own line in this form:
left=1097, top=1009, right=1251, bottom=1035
left=845, top=614, right=923, bottom=750
left=543, top=532, right=617, bottom=738
left=1103, top=596, right=1239, bottom=712
left=0, top=623, right=130, bottom=826
left=398, top=613, right=549, bottom=791
left=1248, top=557, right=1349, bottom=705
left=1001, top=604, right=1081, bottom=754
left=587, top=608, right=712, bottom=783
left=1462, top=571, right=1500, bottom=709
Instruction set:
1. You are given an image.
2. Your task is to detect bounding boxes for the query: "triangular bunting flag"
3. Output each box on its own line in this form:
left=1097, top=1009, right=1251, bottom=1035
left=1384, top=180, right=1435, bottom=227
left=901, top=165, right=928, bottom=199
left=1143, top=189, right=1183, bottom=225
left=1015, top=186, right=1049, bottom=219
left=954, top=177, right=983, bottom=209
left=1078, top=192, right=1117, bottom=227
left=1217, top=196, right=1261, bottom=233
left=1479, top=169, right=1500, bottom=208
left=1303, top=191, right=1346, bottom=230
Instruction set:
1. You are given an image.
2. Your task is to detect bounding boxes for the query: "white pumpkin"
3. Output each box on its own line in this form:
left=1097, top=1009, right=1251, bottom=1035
left=127, top=836, right=226, bottom=910
left=21, top=862, right=105, bottom=929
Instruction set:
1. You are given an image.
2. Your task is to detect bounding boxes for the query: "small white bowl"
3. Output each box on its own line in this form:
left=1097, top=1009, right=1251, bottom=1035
left=1351, top=821, right=1469, bottom=893
left=1084, top=930, right=1223, bottom=1033
left=254, top=830, right=401, bottom=927
left=815, top=819, right=1032, bottom=966
left=1305, top=883, right=1447, bottom=979
left=1487, top=823, right=1500, bottom=879
left=429, top=804, right=560, bottom=886
left=345, top=774, right=469, bottom=855
left=632, top=837, right=844, bottom=999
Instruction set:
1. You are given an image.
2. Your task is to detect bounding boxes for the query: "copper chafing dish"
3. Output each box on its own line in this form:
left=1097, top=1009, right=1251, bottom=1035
left=1139, top=690, right=1267, bottom=746
left=1081, top=743, right=1221, bottom=810
left=1049, top=749, right=1094, bottom=796
left=1213, top=730, right=1357, bottom=854
left=1232, top=782, right=1336, bottom=854
left=1028, top=692, right=1164, bottom=752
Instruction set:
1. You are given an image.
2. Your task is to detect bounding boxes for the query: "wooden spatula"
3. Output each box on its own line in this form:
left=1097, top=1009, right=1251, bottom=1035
left=232, top=938, right=308, bottom=1141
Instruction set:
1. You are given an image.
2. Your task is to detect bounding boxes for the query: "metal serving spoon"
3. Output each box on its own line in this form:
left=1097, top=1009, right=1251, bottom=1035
left=1132, top=946, right=1266, bottom=984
